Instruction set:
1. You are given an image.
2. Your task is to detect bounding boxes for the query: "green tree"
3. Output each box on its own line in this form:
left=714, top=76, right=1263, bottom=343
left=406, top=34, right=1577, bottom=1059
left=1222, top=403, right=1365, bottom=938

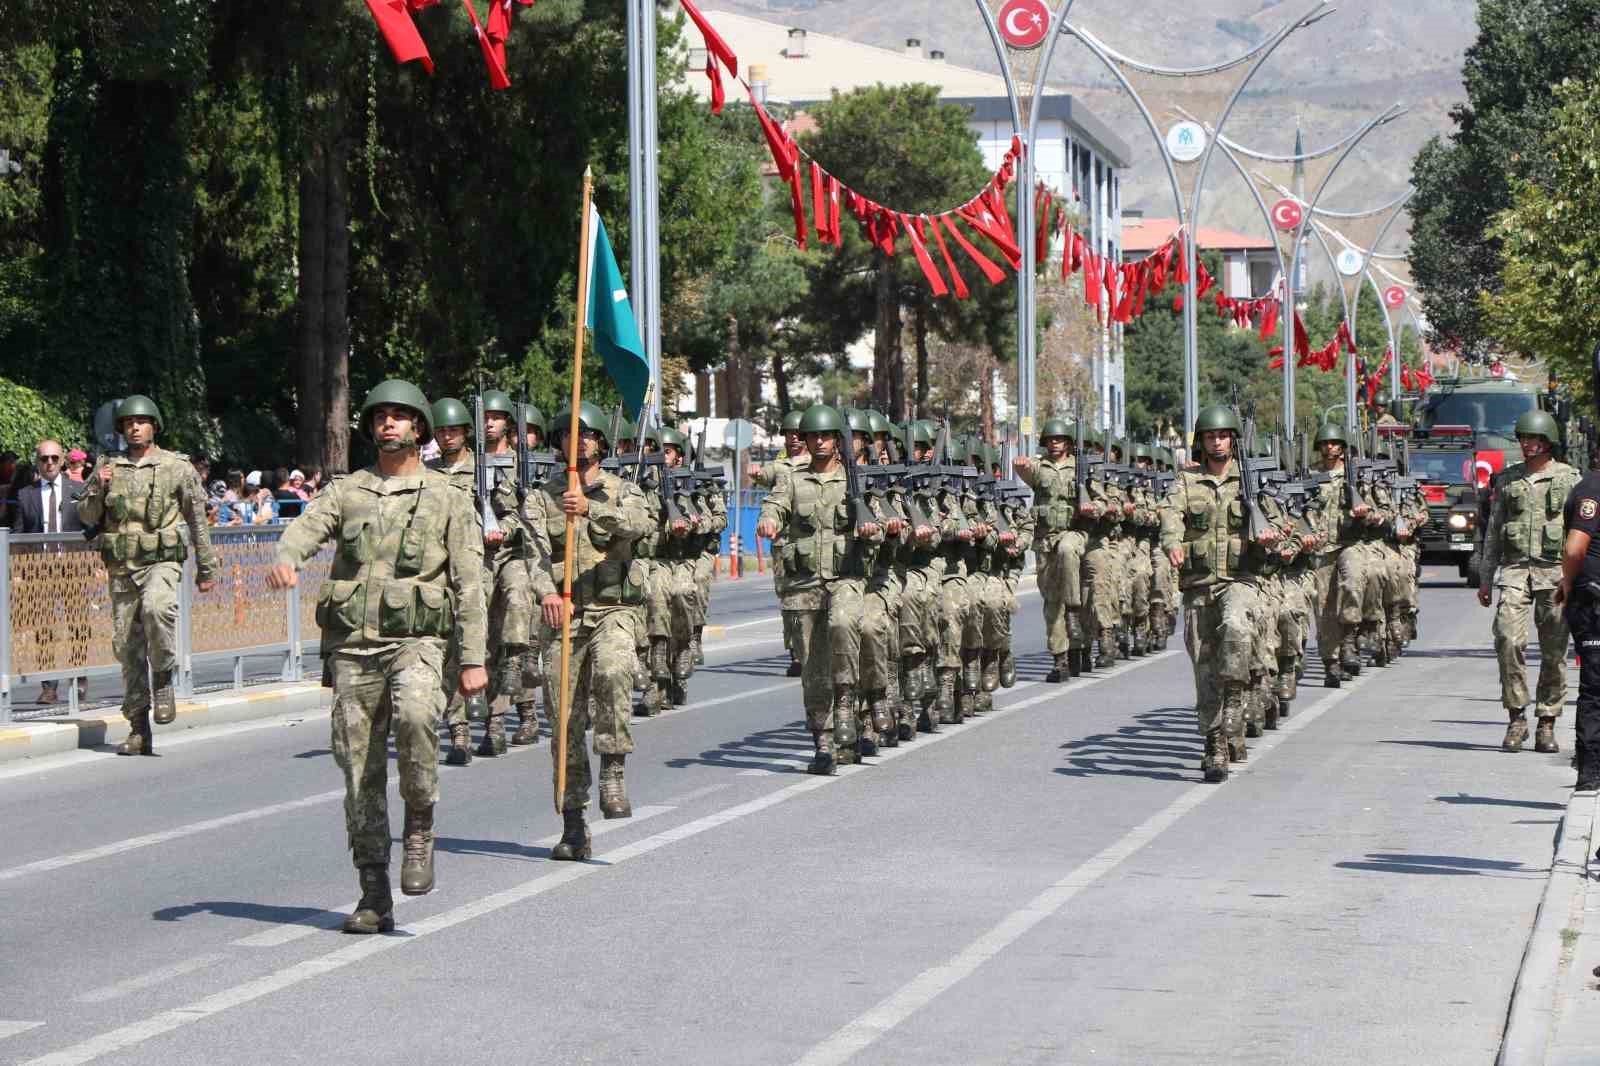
left=1485, top=78, right=1600, bottom=405
left=1409, top=0, right=1600, bottom=355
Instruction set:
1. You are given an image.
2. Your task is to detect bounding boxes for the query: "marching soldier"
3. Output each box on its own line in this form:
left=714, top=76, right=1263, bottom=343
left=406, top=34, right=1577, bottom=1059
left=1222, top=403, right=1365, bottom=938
left=657, top=427, right=701, bottom=707
left=1479, top=410, right=1581, bottom=753
left=477, top=390, right=540, bottom=757
left=78, top=395, right=219, bottom=756
left=267, top=380, right=487, bottom=932
left=1159, top=406, right=1280, bottom=782
left=426, top=397, right=483, bottom=765
left=1015, top=418, right=1084, bottom=682
left=751, top=410, right=809, bottom=677
left=756, top=405, right=884, bottom=773
left=1081, top=433, right=1128, bottom=669
left=1309, top=424, right=1370, bottom=687
left=1125, top=445, right=1160, bottom=656
left=524, top=402, right=653, bottom=856
left=896, top=421, right=947, bottom=732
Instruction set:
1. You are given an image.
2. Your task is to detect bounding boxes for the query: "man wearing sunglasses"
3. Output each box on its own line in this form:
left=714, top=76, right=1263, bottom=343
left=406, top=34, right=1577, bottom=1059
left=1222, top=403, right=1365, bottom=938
left=17, top=440, right=88, bottom=704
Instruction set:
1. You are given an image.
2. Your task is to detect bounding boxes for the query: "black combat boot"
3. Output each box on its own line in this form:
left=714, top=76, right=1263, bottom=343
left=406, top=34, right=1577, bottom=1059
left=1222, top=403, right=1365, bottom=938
left=1576, top=747, right=1600, bottom=792
left=511, top=703, right=540, bottom=745
left=980, top=650, right=1000, bottom=693
left=477, top=713, right=506, bottom=756
left=116, top=712, right=154, bottom=756
left=551, top=808, right=592, bottom=860
left=446, top=722, right=473, bottom=766
left=1202, top=729, right=1229, bottom=783
left=1502, top=709, right=1529, bottom=753
left=1046, top=652, right=1069, bottom=684
left=400, top=805, right=435, bottom=895
left=786, top=657, right=803, bottom=677
left=1263, top=684, right=1279, bottom=732
left=999, top=648, right=1017, bottom=688
left=152, top=672, right=178, bottom=726
left=343, top=865, right=394, bottom=934
left=599, top=754, right=631, bottom=819
left=1070, top=647, right=1087, bottom=676
left=935, top=669, right=960, bottom=725
left=808, top=732, right=836, bottom=776
left=1535, top=717, right=1560, bottom=754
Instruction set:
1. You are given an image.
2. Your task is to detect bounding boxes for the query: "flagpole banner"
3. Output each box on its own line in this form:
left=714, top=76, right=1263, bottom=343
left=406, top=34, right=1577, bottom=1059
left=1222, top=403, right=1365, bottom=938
left=585, top=205, right=651, bottom=415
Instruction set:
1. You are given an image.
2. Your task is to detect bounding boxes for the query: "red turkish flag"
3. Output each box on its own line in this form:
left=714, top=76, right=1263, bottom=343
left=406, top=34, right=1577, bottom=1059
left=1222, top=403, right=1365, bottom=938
left=365, top=0, right=434, bottom=73
left=942, top=215, right=1009, bottom=285
left=461, top=0, right=510, bottom=89
left=927, top=215, right=970, bottom=299
left=902, top=213, right=950, bottom=297
left=751, top=96, right=797, bottom=183
left=485, top=0, right=533, bottom=73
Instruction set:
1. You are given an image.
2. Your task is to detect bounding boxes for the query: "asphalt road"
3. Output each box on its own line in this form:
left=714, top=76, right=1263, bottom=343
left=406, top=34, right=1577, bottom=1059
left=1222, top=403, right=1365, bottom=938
left=0, top=568, right=1575, bottom=1065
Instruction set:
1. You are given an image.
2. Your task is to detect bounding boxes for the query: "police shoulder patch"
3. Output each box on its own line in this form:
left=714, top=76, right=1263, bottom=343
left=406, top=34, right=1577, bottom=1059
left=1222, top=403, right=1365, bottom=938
left=1582, top=498, right=1597, bottom=521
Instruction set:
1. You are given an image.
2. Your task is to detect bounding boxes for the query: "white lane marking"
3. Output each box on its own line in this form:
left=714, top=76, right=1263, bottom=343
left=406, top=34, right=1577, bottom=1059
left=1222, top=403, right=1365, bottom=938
left=74, top=955, right=228, bottom=1004
left=660, top=680, right=799, bottom=715
left=793, top=662, right=1366, bottom=1066
left=27, top=647, right=1174, bottom=1066
left=719, top=616, right=784, bottom=630
left=0, top=1022, right=45, bottom=1041
left=0, top=791, right=345, bottom=885
left=656, top=782, right=734, bottom=806
left=233, top=805, right=676, bottom=949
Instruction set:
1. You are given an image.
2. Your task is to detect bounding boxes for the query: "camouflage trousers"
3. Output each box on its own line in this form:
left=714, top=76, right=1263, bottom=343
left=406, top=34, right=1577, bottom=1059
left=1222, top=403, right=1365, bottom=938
left=1280, top=567, right=1315, bottom=665
left=938, top=571, right=976, bottom=668
left=1124, top=538, right=1153, bottom=638
left=329, top=640, right=446, bottom=868
left=1373, top=543, right=1409, bottom=642
left=109, top=562, right=182, bottom=721
left=1183, top=581, right=1259, bottom=734
left=898, top=564, right=941, bottom=660
left=543, top=604, right=641, bottom=812
left=971, top=571, right=1010, bottom=652
left=1252, top=575, right=1283, bottom=676
left=445, top=556, right=537, bottom=728
left=1083, top=536, right=1123, bottom=639
left=784, top=578, right=865, bottom=741
left=646, top=560, right=697, bottom=667
left=1036, top=529, right=1086, bottom=655
left=694, top=551, right=715, bottom=627
left=1492, top=563, right=1568, bottom=717
left=1315, top=547, right=1364, bottom=665
left=861, top=573, right=901, bottom=693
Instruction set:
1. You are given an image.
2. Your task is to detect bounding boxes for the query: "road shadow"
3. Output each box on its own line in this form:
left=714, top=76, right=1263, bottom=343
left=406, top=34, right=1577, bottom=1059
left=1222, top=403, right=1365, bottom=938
left=696, top=654, right=796, bottom=680
left=1400, top=647, right=1507, bottom=660
left=1014, top=650, right=1056, bottom=684
left=663, top=720, right=815, bottom=773
left=1381, top=739, right=1506, bottom=752
left=1055, top=706, right=1200, bottom=782
left=1335, top=852, right=1543, bottom=878
left=435, top=837, right=553, bottom=861
left=153, top=900, right=338, bottom=926
left=1435, top=793, right=1566, bottom=811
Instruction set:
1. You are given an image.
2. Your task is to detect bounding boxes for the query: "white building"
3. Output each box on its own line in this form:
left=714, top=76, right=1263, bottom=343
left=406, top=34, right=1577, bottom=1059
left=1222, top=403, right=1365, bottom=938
left=684, top=12, right=1133, bottom=434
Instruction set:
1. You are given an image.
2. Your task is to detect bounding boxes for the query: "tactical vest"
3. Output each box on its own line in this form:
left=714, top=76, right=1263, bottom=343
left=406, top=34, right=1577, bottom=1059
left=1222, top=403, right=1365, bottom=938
left=547, top=510, right=645, bottom=607
left=1029, top=461, right=1077, bottom=534
left=782, top=473, right=869, bottom=580
left=315, top=482, right=456, bottom=642
left=1501, top=464, right=1577, bottom=565
left=1178, top=475, right=1245, bottom=588
left=99, top=459, right=191, bottom=566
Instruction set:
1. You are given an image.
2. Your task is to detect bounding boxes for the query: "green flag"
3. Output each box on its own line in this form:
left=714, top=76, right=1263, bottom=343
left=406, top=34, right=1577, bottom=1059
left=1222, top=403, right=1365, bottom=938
left=585, top=204, right=650, bottom=415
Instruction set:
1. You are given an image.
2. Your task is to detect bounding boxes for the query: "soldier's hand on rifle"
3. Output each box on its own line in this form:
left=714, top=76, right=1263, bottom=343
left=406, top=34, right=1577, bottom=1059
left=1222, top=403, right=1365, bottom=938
left=1255, top=527, right=1280, bottom=546
left=1168, top=546, right=1185, bottom=568
left=957, top=527, right=975, bottom=543
left=757, top=518, right=778, bottom=539
left=1013, top=456, right=1032, bottom=471
left=670, top=518, right=689, bottom=536
left=561, top=488, right=589, bottom=517
left=1351, top=503, right=1369, bottom=518
left=1122, top=501, right=1136, bottom=517
left=885, top=517, right=905, bottom=537
left=1079, top=502, right=1099, bottom=518
left=197, top=577, right=216, bottom=594
left=999, top=530, right=1017, bottom=545
left=1477, top=584, right=1492, bottom=608
left=459, top=665, right=488, bottom=697
left=97, top=463, right=114, bottom=488
left=914, top=524, right=935, bottom=544
left=265, top=563, right=298, bottom=590
left=1299, top=533, right=1318, bottom=552
left=857, top=521, right=881, bottom=539
left=542, top=592, right=570, bottom=628
left=484, top=529, right=505, bottom=549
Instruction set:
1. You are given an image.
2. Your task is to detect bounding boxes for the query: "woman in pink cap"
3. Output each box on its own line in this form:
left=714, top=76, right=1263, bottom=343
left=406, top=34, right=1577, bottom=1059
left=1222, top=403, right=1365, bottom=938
left=65, top=448, right=88, bottom=483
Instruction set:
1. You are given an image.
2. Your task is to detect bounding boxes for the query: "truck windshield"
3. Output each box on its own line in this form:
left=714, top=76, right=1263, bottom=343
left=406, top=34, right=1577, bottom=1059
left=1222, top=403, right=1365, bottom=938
left=1409, top=449, right=1474, bottom=485
left=1423, top=391, right=1535, bottom=437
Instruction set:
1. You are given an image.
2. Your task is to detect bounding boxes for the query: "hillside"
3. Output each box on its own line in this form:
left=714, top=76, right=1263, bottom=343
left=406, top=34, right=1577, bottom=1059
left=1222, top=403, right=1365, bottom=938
left=712, top=0, right=1476, bottom=250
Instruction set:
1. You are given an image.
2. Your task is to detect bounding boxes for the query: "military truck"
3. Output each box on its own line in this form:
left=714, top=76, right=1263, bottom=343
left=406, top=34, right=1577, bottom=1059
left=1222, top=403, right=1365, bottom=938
left=1400, top=426, right=1485, bottom=584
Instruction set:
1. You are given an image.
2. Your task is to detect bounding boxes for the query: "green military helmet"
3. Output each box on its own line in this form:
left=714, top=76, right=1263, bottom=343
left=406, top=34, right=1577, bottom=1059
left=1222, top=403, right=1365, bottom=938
left=781, top=409, right=805, bottom=434
left=1192, top=405, right=1241, bottom=437
left=1313, top=423, right=1348, bottom=447
left=911, top=420, right=934, bottom=444
left=549, top=400, right=611, bottom=442
left=867, top=409, right=892, bottom=437
left=1039, top=416, right=1072, bottom=440
left=430, top=397, right=471, bottom=431
left=359, top=379, right=432, bottom=441
left=480, top=389, right=515, bottom=416
left=798, top=404, right=845, bottom=435
left=519, top=402, right=544, bottom=430
left=640, top=422, right=662, bottom=447
left=1514, top=409, right=1561, bottom=445
left=1134, top=443, right=1153, bottom=462
left=114, top=394, right=164, bottom=433
left=658, top=426, right=688, bottom=451
left=843, top=407, right=872, bottom=436
left=616, top=415, right=637, bottom=440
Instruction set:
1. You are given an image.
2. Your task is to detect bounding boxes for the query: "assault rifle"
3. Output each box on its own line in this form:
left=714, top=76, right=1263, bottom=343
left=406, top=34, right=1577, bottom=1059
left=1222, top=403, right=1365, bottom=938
left=1239, top=417, right=1280, bottom=542
left=472, top=380, right=498, bottom=539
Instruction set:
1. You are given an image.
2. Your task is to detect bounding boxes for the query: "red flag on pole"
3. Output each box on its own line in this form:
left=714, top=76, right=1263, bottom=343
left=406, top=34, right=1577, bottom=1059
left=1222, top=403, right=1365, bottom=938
left=461, top=0, right=510, bottom=88
left=364, top=0, right=434, bottom=73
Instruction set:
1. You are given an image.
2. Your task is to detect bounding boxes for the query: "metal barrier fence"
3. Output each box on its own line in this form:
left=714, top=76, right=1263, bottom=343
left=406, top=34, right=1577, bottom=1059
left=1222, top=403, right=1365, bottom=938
left=0, top=527, right=332, bottom=722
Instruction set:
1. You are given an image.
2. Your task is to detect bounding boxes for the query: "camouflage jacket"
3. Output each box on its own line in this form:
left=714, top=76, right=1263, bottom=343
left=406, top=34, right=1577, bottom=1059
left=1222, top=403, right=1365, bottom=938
left=758, top=460, right=884, bottom=583
left=1483, top=459, right=1582, bottom=576
left=274, top=466, right=487, bottom=664
left=1016, top=456, right=1077, bottom=537
left=753, top=453, right=808, bottom=492
left=78, top=446, right=218, bottom=581
left=524, top=468, right=652, bottom=614
left=1158, top=458, right=1262, bottom=591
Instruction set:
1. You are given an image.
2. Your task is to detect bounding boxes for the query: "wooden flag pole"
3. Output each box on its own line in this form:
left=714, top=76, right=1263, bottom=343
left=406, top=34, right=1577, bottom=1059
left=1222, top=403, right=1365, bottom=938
left=555, top=165, right=595, bottom=815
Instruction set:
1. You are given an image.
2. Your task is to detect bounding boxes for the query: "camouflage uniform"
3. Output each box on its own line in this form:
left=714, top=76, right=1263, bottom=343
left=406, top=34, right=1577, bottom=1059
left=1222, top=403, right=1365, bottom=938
left=524, top=468, right=652, bottom=812
left=1016, top=456, right=1085, bottom=673
left=1310, top=461, right=1370, bottom=682
left=483, top=464, right=541, bottom=752
left=1082, top=473, right=1127, bottom=666
left=1124, top=481, right=1158, bottom=654
left=862, top=489, right=907, bottom=744
left=1482, top=458, right=1581, bottom=734
left=273, top=467, right=487, bottom=868
left=894, top=476, right=947, bottom=732
left=1159, top=456, right=1265, bottom=778
left=78, top=446, right=217, bottom=739
left=425, top=451, right=481, bottom=749
left=758, top=462, right=882, bottom=763
left=965, top=490, right=1006, bottom=713
left=756, top=454, right=808, bottom=670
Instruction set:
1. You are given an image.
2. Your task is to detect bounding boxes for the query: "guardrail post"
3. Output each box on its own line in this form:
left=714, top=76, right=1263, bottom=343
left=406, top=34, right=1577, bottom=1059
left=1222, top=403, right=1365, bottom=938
left=177, top=553, right=195, bottom=698
left=0, top=529, right=11, bottom=724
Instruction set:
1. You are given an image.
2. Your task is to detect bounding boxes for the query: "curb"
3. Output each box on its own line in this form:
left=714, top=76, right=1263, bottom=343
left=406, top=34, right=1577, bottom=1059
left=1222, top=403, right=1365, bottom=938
left=1498, top=787, right=1597, bottom=1065
left=0, top=683, right=332, bottom=765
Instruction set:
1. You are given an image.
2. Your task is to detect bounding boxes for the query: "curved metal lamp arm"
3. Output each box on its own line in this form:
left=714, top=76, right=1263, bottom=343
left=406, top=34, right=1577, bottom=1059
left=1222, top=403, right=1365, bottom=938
left=1071, top=3, right=1333, bottom=77
left=1175, top=103, right=1369, bottom=164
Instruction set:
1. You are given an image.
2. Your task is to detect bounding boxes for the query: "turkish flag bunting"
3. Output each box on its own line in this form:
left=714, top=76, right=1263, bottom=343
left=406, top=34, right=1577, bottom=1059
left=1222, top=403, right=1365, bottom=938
left=751, top=97, right=797, bottom=183
left=365, top=0, right=434, bottom=73
left=1174, top=239, right=1189, bottom=285
left=901, top=213, right=950, bottom=297
left=461, top=0, right=510, bottom=89
left=679, top=0, right=738, bottom=106
left=1084, top=251, right=1101, bottom=307
left=927, top=215, right=971, bottom=299
left=484, top=0, right=533, bottom=75
left=1257, top=300, right=1279, bottom=342
left=955, top=201, right=1021, bottom=270
left=943, top=215, right=1009, bottom=285
left=810, top=163, right=827, bottom=245
left=788, top=170, right=808, bottom=250
left=826, top=175, right=842, bottom=245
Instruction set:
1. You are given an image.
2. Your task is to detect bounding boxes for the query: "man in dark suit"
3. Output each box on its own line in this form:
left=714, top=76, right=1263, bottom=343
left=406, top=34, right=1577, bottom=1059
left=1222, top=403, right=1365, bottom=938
left=18, top=441, right=88, bottom=704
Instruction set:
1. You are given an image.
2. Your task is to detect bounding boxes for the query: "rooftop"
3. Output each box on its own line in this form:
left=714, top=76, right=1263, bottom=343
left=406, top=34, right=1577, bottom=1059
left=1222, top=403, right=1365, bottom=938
left=1121, top=217, right=1276, bottom=254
